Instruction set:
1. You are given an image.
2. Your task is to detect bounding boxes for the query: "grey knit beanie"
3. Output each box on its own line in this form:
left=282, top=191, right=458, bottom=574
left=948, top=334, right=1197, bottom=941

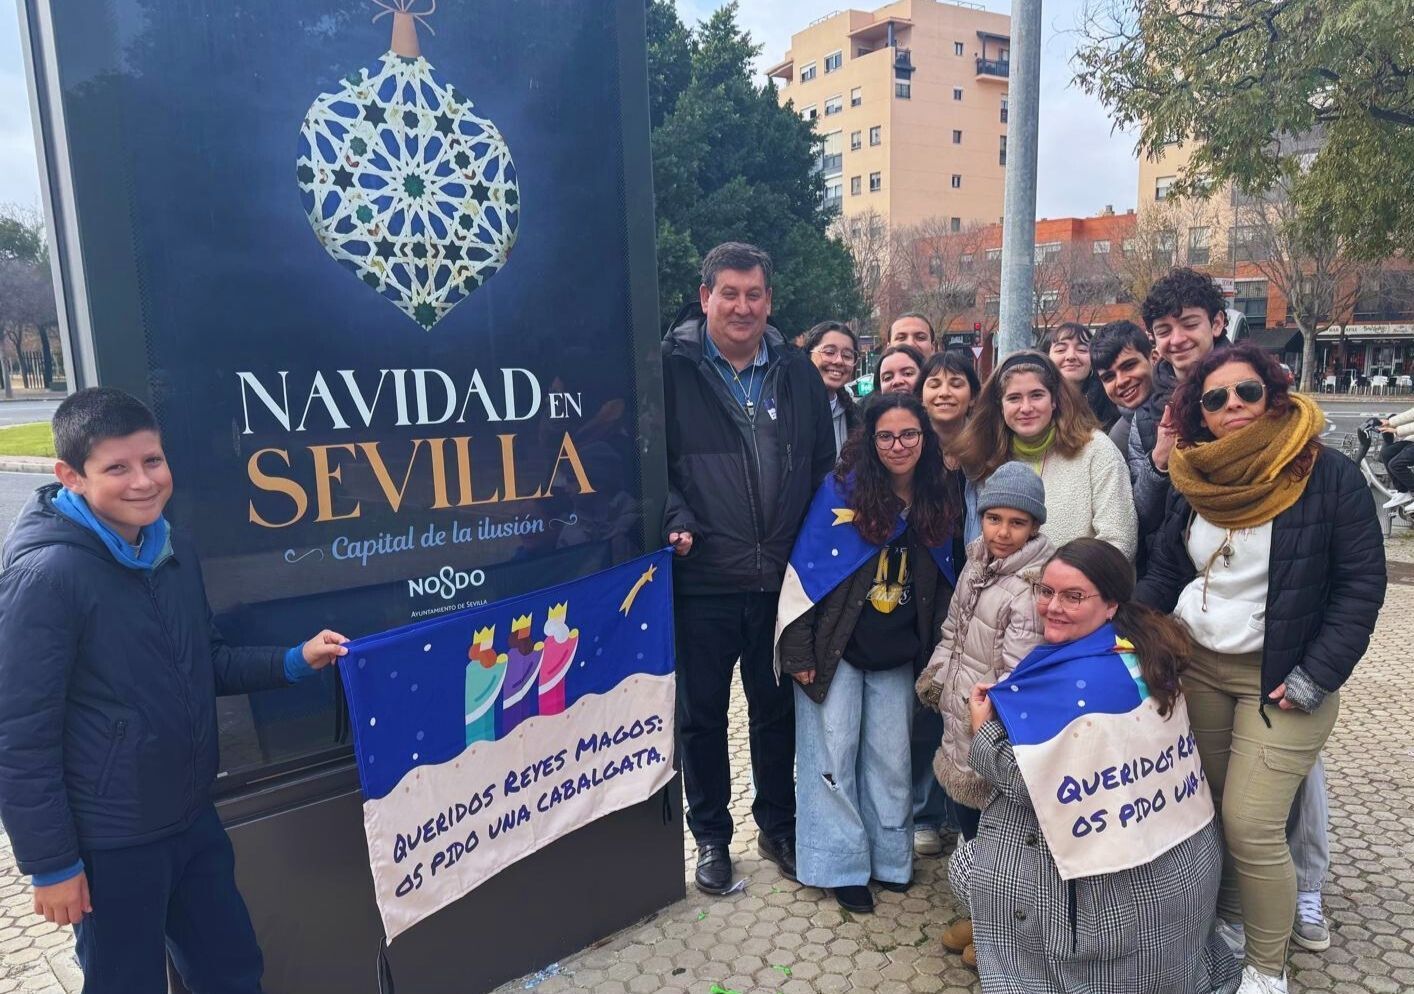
left=977, top=461, right=1046, bottom=524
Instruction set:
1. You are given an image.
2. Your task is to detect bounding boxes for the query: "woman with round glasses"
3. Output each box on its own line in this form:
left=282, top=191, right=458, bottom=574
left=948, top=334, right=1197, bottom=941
left=953, top=351, right=1137, bottom=559
left=1137, top=343, right=1385, bottom=994
left=1041, top=322, right=1120, bottom=432
left=804, top=320, right=862, bottom=456
left=966, top=538, right=1239, bottom=994
left=777, top=392, right=962, bottom=913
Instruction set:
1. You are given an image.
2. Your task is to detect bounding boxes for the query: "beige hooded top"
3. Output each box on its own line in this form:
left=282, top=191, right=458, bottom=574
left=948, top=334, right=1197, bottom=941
left=915, top=531, right=1054, bottom=810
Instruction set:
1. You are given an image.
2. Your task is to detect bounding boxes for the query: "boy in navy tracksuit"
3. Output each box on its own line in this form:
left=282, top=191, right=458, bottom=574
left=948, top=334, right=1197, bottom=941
left=0, top=388, right=348, bottom=993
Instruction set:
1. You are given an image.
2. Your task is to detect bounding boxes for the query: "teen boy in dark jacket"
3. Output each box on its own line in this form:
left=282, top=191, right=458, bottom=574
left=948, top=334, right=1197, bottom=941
left=0, top=388, right=347, bottom=994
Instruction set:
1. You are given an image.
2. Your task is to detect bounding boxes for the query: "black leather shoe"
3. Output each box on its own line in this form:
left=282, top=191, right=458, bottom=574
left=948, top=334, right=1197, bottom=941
left=757, top=834, right=797, bottom=881
left=695, top=844, right=733, bottom=895
left=833, top=885, right=874, bottom=913
left=872, top=877, right=912, bottom=893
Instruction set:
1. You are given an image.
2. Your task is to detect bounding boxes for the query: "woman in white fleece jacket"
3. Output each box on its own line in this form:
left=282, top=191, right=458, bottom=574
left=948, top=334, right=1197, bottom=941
left=952, top=350, right=1137, bottom=560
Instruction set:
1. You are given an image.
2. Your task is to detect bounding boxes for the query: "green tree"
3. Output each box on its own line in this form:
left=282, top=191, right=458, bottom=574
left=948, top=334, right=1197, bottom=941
left=647, top=1, right=862, bottom=335
left=1073, top=0, right=1414, bottom=258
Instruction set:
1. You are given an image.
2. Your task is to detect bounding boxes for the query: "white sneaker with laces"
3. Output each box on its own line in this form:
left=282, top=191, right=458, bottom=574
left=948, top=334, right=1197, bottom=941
left=1216, top=918, right=1246, bottom=961
left=1292, top=888, right=1331, bottom=951
left=1235, top=964, right=1288, bottom=994
left=1382, top=492, right=1413, bottom=509
left=913, top=827, right=943, bottom=856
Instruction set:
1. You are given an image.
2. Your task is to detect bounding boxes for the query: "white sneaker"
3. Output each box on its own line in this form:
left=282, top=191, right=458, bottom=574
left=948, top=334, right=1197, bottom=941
left=1382, top=492, right=1413, bottom=509
left=1216, top=918, right=1246, bottom=960
left=1235, top=965, right=1288, bottom=994
left=913, top=827, right=943, bottom=856
left=1292, top=889, right=1331, bottom=951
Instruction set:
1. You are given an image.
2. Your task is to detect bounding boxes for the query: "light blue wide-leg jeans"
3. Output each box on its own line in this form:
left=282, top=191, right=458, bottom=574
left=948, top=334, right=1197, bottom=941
left=795, top=660, right=914, bottom=888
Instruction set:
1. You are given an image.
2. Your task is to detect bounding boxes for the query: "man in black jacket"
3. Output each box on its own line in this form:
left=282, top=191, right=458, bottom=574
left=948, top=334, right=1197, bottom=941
left=662, top=243, right=834, bottom=894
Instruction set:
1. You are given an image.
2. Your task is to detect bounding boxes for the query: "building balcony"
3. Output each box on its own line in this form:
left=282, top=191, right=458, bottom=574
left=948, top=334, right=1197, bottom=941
left=976, top=57, right=1009, bottom=80
left=820, top=153, right=843, bottom=175
left=894, top=47, right=915, bottom=76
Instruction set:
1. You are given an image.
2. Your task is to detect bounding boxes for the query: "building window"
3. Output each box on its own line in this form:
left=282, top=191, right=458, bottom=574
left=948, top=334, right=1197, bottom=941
left=821, top=131, right=843, bottom=174
left=802, top=105, right=817, bottom=121
left=950, top=217, right=962, bottom=233
left=999, top=135, right=1007, bottom=166
left=824, top=178, right=843, bottom=204
left=1122, top=237, right=1136, bottom=255
left=1229, top=225, right=1257, bottom=263
left=929, top=253, right=943, bottom=276
left=985, top=248, right=1002, bottom=262
left=1001, top=97, right=1008, bottom=123
left=953, top=87, right=964, bottom=101
left=1155, top=175, right=1176, bottom=201
left=1187, top=226, right=1211, bottom=266
left=1035, top=241, right=1062, bottom=261
left=850, top=86, right=862, bottom=107
left=824, top=51, right=842, bottom=73
left=984, top=295, right=1001, bottom=317
left=952, top=129, right=963, bottom=145
left=850, top=130, right=862, bottom=151
left=869, top=171, right=882, bottom=192
left=955, top=41, right=965, bottom=56
left=1092, top=240, right=1110, bottom=254
left=850, top=175, right=862, bottom=196
left=1234, top=280, right=1269, bottom=329
left=895, top=81, right=912, bottom=99
left=1355, top=271, right=1414, bottom=321
left=825, top=94, right=843, bottom=116
left=1039, top=290, right=1060, bottom=309
left=951, top=174, right=962, bottom=189
left=960, top=253, right=975, bottom=271
left=801, top=62, right=817, bottom=82
left=869, top=126, right=882, bottom=146
left=1153, top=230, right=1176, bottom=267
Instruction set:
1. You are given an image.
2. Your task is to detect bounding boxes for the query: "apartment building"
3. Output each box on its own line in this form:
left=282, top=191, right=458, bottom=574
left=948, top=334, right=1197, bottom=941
left=766, top=0, right=1011, bottom=231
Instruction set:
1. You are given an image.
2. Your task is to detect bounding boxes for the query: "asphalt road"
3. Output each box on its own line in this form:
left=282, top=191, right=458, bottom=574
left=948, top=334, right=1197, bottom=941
left=0, top=471, right=43, bottom=539
left=0, top=400, right=59, bottom=427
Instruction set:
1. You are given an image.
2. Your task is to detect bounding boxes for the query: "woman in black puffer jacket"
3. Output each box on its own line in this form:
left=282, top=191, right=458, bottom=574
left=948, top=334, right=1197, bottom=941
left=1135, top=343, right=1385, bottom=992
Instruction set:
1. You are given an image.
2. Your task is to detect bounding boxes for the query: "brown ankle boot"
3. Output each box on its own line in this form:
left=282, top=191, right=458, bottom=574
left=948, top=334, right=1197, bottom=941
left=962, top=943, right=977, bottom=969
left=941, top=918, right=973, bottom=953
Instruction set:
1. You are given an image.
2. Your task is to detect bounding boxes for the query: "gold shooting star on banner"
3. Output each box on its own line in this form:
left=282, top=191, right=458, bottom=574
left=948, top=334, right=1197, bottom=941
left=619, top=563, right=658, bottom=616
left=832, top=508, right=856, bottom=525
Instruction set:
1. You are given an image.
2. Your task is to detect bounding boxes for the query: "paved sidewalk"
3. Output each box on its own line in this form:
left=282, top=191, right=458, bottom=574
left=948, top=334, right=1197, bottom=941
left=3, top=546, right=1414, bottom=993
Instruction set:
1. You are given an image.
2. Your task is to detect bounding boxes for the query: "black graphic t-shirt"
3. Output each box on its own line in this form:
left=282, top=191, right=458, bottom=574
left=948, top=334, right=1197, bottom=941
left=844, top=536, right=918, bottom=671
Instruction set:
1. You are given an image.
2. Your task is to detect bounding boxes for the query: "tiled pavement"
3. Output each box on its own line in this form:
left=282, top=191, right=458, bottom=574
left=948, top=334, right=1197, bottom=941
left=5, top=538, right=1414, bottom=993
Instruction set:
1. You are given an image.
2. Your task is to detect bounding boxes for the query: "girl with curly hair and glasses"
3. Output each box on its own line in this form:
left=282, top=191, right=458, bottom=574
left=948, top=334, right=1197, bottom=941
left=775, top=393, right=962, bottom=914
left=1136, top=342, right=1385, bottom=994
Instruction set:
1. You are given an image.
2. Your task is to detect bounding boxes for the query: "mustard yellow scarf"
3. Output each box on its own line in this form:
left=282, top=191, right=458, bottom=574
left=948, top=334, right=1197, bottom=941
left=1168, top=393, right=1324, bottom=528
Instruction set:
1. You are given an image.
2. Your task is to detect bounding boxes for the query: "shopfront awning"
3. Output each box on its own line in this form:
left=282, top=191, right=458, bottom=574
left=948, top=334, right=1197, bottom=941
left=1317, top=323, right=1414, bottom=340
left=1242, top=328, right=1303, bottom=352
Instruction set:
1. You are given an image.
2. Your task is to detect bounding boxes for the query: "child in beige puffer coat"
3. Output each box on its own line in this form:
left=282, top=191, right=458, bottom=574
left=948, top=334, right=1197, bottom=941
left=915, top=461, right=1052, bottom=967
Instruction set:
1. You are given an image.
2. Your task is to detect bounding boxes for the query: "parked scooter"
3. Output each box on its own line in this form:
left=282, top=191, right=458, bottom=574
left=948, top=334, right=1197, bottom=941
left=1354, top=416, right=1414, bottom=531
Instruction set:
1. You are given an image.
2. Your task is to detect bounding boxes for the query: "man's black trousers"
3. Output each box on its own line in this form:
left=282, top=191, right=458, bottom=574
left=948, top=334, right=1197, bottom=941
left=674, top=592, right=795, bottom=846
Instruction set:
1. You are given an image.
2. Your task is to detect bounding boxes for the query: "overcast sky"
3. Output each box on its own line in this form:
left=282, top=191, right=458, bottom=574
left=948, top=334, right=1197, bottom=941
left=0, top=0, right=1138, bottom=217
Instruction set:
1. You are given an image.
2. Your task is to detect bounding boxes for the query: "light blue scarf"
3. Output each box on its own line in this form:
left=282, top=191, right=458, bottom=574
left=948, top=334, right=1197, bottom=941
left=52, top=487, right=170, bottom=571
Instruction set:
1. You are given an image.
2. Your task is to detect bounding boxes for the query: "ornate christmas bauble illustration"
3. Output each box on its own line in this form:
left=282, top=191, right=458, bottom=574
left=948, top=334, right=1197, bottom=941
left=296, top=2, right=519, bottom=329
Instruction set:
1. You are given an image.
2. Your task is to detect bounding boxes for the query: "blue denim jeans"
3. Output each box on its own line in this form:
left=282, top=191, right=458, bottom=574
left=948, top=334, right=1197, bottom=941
left=910, top=707, right=955, bottom=832
left=1289, top=756, right=1330, bottom=893
left=794, top=660, right=914, bottom=888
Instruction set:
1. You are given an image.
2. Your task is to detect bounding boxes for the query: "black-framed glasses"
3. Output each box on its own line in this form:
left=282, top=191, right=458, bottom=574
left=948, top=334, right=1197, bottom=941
left=1200, top=378, right=1265, bottom=413
left=1033, top=582, right=1103, bottom=606
left=812, top=344, right=858, bottom=364
left=873, top=428, right=924, bottom=449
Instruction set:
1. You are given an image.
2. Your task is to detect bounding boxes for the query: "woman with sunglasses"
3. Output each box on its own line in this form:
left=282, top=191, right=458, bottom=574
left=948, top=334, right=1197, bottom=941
left=1042, top=322, right=1120, bottom=432
left=953, top=351, right=1136, bottom=559
left=1137, top=343, right=1385, bottom=994
left=966, top=538, right=1239, bottom=994
left=776, top=393, right=961, bottom=913
left=804, top=320, right=862, bottom=457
